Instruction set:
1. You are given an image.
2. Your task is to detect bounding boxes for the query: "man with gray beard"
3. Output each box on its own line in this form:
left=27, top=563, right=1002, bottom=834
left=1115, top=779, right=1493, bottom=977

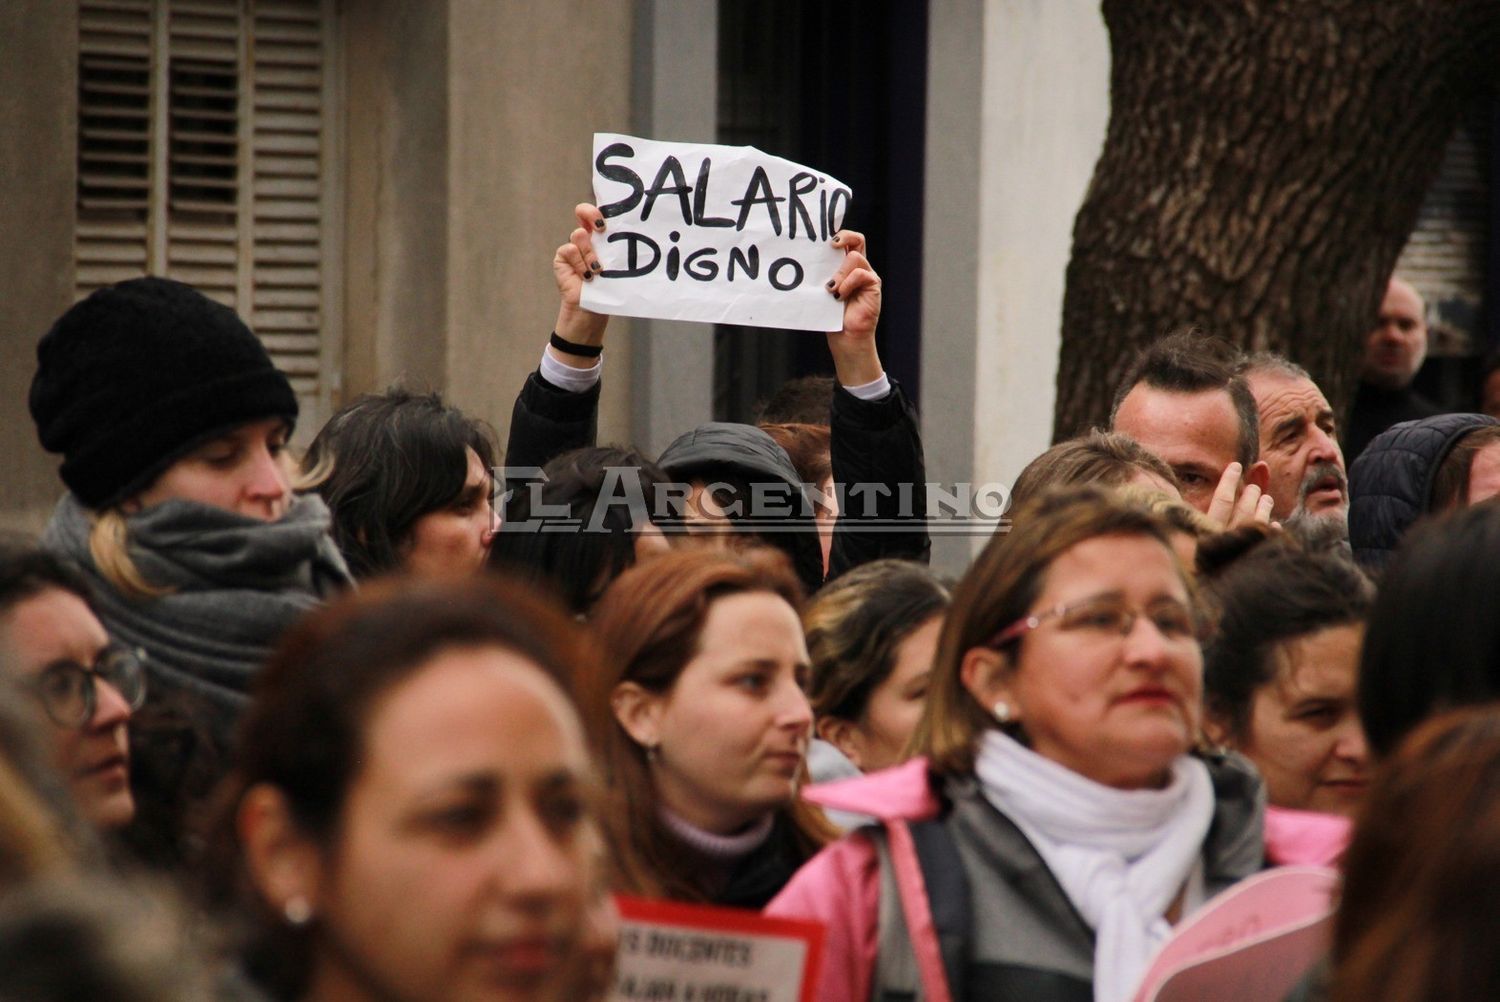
left=1241, top=354, right=1350, bottom=549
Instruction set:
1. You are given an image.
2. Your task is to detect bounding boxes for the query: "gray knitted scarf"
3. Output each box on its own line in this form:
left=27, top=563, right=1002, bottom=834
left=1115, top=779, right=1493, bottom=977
left=42, top=493, right=351, bottom=730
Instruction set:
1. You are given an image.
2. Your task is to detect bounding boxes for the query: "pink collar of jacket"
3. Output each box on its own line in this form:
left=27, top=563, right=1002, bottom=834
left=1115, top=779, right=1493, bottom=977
left=802, top=757, right=942, bottom=822
left=1263, top=805, right=1351, bottom=867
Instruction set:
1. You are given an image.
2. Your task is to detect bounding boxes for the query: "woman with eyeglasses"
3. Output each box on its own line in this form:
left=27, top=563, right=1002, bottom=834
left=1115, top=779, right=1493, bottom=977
left=0, top=545, right=145, bottom=831
left=768, top=487, right=1264, bottom=1002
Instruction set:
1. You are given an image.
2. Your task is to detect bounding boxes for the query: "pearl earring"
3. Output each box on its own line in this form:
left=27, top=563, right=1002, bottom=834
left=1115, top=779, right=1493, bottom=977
left=993, top=701, right=1012, bottom=724
left=284, top=897, right=313, bottom=926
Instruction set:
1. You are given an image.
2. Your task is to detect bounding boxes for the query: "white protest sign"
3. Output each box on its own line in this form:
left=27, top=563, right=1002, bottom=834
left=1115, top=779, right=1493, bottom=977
left=580, top=133, right=851, bottom=332
left=609, top=895, right=824, bottom=1002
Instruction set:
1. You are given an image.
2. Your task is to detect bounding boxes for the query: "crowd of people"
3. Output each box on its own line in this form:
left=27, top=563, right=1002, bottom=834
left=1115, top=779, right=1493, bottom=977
left=2, top=199, right=1499, bottom=1002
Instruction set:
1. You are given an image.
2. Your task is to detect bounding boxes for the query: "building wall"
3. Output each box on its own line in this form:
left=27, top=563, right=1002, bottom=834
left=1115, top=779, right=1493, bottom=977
left=923, top=0, right=1110, bottom=572
left=0, top=0, right=1114, bottom=554
left=446, top=0, right=636, bottom=449
left=0, top=1, right=639, bottom=540
left=341, top=0, right=636, bottom=448
left=342, top=0, right=451, bottom=398
left=0, top=3, right=78, bottom=534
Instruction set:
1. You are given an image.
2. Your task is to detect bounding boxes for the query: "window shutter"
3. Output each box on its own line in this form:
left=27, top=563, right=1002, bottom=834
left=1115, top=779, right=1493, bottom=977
left=75, top=0, right=339, bottom=420
left=166, top=0, right=241, bottom=304
left=1395, top=107, right=1491, bottom=356
left=77, top=0, right=153, bottom=292
left=249, top=1, right=327, bottom=400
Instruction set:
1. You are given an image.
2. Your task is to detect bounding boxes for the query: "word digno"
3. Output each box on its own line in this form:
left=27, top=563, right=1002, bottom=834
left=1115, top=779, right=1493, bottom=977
left=581, top=133, right=851, bottom=332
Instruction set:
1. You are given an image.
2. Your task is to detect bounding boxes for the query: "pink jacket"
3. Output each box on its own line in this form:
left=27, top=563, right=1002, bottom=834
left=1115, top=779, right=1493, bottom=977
left=766, top=758, right=946, bottom=1002
left=1263, top=805, right=1351, bottom=867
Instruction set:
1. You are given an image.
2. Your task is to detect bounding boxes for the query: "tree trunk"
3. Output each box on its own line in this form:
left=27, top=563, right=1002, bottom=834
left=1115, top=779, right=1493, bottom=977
left=1054, top=0, right=1500, bottom=440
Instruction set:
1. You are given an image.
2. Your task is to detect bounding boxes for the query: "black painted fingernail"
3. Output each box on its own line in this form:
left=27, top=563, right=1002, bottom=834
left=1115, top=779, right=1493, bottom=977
left=825, top=279, right=836, bottom=289
left=582, top=271, right=593, bottom=281
left=832, top=290, right=840, bottom=300
left=591, top=261, right=602, bottom=272
left=593, top=218, right=605, bottom=229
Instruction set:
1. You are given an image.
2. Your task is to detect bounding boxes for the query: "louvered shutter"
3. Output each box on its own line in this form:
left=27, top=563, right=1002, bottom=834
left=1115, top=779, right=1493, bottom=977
left=1394, top=108, right=1491, bottom=356
left=77, top=0, right=153, bottom=290
left=166, top=0, right=241, bottom=303
left=75, top=0, right=339, bottom=423
left=250, top=1, right=327, bottom=400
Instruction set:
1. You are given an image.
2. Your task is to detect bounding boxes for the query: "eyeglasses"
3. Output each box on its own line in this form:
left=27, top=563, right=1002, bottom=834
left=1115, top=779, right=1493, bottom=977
left=988, top=594, right=1200, bottom=648
left=29, top=644, right=148, bottom=729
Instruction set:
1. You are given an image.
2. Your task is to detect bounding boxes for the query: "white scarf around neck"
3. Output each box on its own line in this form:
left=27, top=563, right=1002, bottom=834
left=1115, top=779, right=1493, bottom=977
left=974, top=728, right=1215, bottom=1002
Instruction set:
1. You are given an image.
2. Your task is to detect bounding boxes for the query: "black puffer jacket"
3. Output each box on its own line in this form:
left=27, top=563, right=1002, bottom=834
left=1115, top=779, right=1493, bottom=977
left=1347, top=412, right=1499, bottom=572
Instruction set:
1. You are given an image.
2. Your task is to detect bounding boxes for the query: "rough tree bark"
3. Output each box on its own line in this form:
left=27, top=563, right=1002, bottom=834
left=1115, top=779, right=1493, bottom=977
left=1054, top=0, right=1500, bottom=439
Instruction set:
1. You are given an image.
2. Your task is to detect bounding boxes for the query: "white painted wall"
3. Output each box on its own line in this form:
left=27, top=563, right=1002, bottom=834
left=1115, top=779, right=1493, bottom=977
left=923, top=0, right=1111, bottom=572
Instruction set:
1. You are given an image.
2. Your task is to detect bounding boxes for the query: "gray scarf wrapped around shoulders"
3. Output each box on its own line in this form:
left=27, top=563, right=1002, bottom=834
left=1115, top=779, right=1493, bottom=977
left=42, top=492, right=352, bottom=732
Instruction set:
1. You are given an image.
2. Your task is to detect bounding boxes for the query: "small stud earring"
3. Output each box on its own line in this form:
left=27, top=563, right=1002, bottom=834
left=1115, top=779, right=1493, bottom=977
left=993, top=701, right=1012, bottom=724
left=284, top=897, right=313, bottom=927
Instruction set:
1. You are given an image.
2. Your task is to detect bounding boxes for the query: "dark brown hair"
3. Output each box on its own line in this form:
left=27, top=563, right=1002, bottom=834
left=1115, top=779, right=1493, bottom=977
left=804, top=559, right=949, bottom=723
left=1200, top=537, right=1373, bottom=738
left=1333, top=707, right=1500, bottom=1002
left=759, top=423, right=833, bottom=498
left=1109, top=329, right=1260, bottom=468
left=206, top=576, right=595, bottom=999
left=583, top=547, right=834, bottom=901
left=1358, top=504, right=1500, bottom=758
left=754, top=375, right=835, bottom=426
left=489, top=445, right=674, bottom=614
left=1430, top=423, right=1500, bottom=510
left=305, top=388, right=497, bottom=579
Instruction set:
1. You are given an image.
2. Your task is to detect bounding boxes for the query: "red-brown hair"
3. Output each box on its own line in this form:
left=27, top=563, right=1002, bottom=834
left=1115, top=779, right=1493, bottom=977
left=1333, top=706, right=1500, bottom=1002
left=582, top=547, right=835, bottom=900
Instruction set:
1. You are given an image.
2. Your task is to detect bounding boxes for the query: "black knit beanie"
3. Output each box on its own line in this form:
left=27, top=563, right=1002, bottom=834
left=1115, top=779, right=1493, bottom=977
left=29, top=277, right=300, bottom=509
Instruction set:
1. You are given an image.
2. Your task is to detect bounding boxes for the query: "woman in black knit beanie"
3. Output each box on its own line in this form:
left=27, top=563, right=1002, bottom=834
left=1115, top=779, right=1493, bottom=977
left=28, top=277, right=351, bottom=865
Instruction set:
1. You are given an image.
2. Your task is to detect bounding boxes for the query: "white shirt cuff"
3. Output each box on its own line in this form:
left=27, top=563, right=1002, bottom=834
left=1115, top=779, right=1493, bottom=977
left=842, top=372, right=892, bottom=401
left=540, top=349, right=602, bottom=393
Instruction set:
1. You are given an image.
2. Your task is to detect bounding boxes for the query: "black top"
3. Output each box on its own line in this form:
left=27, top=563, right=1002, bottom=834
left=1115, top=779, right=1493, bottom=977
left=1344, top=380, right=1443, bottom=462
left=503, top=361, right=930, bottom=591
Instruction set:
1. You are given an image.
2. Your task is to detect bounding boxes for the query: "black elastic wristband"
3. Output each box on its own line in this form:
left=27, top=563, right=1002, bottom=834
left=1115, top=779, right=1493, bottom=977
left=549, top=331, right=603, bottom=358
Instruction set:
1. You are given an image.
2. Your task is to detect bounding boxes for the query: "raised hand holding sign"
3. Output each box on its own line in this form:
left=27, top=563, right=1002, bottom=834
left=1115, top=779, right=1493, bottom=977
left=580, top=133, right=852, bottom=332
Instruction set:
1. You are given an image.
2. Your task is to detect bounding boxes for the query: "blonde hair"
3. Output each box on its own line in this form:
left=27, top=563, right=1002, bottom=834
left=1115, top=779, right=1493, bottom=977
left=88, top=442, right=314, bottom=601
left=1115, top=485, right=1216, bottom=537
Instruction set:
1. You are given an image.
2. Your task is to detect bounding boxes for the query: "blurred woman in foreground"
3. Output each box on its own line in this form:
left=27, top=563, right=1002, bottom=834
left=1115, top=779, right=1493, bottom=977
left=210, top=577, right=607, bottom=1002
left=1333, top=707, right=1500, bottom=1002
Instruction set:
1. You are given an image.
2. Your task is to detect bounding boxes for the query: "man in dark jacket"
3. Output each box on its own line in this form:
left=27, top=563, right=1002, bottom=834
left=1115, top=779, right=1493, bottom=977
left=1344, top=277, right=1444, bottom=461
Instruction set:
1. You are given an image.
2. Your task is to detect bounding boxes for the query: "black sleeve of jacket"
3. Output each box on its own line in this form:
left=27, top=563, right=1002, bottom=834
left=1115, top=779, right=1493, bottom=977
left=502, top=368, right=600, bottom=504
left=825, top=378, right=930, bottom=584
